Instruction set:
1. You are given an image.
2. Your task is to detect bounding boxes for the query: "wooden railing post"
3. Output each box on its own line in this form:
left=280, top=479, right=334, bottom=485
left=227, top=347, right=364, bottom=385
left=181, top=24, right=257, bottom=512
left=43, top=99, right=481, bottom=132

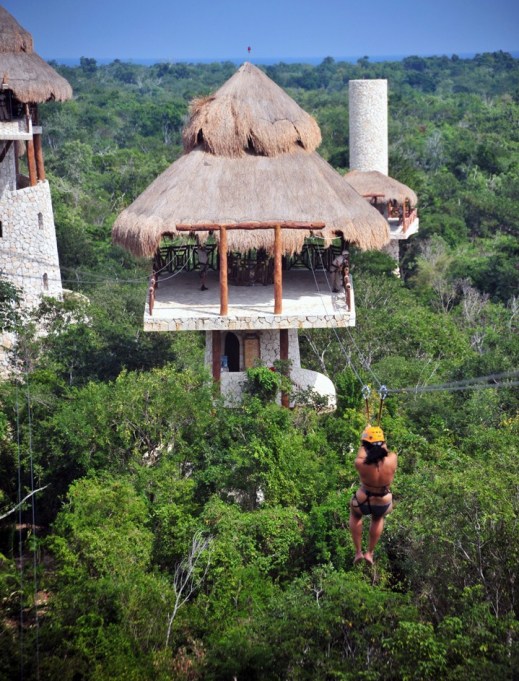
left=345, top=274, right=352, bottom=312
left=274, top=224, right=282, bottom=314
left=219, top=226, right=228, bottom=316
left=148, top=273, right=156, bottom=315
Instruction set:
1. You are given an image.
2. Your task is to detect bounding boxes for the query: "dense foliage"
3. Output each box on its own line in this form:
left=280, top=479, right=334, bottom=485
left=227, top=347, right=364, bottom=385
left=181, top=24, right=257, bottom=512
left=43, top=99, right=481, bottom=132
left=1, top=53, right=518, bottom=680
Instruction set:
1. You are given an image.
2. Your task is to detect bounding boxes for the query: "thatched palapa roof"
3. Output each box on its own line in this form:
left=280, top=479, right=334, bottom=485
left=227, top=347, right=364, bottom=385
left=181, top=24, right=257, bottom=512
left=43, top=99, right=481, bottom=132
left=113, top=62, right=389, bottom=257
left=182, top=63, right=322, bottom=158
left=345, top=170, right=417, bottom=207
left=0, top=6, right=72, bottom=103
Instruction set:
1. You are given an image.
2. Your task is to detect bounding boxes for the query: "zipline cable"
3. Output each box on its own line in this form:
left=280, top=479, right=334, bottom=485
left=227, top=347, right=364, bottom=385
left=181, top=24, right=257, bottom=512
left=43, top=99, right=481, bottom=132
left=4, top=257, right=190, bottom=287
left=307, top=251, right=385, bottom=424
left=309, top=250, right=518, bottom=401
left=310, top=249, right=384, bottom=396
left=307, top=254, right=364, bottom=383
left=388, top=370, right=519, bottom=395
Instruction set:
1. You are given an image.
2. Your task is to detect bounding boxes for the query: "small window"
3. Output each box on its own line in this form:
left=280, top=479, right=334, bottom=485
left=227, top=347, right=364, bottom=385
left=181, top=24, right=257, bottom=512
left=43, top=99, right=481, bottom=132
left=0, top=220, right=3, bottom=238
left=38, top=212, right=44, bottom=230
left=43, top=273, right=48, bottom=290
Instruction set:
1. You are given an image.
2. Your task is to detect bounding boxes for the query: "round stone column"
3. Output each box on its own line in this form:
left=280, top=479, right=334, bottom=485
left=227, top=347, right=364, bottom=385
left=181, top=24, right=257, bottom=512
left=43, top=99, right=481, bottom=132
left=349, top=79, right=388, bottom=175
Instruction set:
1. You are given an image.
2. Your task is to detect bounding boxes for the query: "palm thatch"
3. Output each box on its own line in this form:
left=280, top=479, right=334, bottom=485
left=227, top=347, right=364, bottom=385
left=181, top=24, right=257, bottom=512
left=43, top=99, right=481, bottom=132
left=183, top=62, right=321, bottom=157
left=0, top=6, right=72, bottom=103
left=114, top=148, right=390, bottom=256
left=113, top=63, right=389, bottom=257
left=345, top=170, right=417, bottom=207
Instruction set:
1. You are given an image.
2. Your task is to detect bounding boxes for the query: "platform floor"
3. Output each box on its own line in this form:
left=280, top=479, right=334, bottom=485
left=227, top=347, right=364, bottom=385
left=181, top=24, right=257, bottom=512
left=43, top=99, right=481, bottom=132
left=144, top=270, right=355, bottom=331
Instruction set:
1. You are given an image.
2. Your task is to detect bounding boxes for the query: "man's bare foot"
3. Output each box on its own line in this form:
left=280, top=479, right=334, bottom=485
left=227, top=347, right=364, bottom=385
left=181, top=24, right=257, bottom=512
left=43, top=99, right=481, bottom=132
left=364, top=552, right=374, bottom=565
left=353, top=553, right=364, bottom=565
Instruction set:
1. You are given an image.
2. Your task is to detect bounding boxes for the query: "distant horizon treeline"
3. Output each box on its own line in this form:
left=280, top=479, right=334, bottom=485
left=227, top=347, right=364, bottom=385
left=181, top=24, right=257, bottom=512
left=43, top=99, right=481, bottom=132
left=46, top=49, right=519, bottom=67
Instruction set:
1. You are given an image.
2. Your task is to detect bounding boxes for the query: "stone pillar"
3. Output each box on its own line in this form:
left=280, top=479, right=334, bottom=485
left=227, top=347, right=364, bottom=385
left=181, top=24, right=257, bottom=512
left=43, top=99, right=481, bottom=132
left=383, top=239, right=401, bottom=277
left=349, top=79, right=388, bottom=175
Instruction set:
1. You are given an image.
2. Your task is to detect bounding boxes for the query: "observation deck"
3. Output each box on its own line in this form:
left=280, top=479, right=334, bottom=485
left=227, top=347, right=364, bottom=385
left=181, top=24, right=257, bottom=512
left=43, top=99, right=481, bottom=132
left=144, top=269, right=355, bottom=332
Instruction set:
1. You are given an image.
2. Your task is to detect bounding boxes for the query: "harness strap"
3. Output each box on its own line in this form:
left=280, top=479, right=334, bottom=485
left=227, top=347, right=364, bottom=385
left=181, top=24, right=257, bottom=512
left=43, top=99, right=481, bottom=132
left=362, top=487, right=390, bottom=497
left=362, top=385, right=371, bottom=423
left=377, top=385, right=388, bottom=426
left=353, top=491, right=372, bottom=516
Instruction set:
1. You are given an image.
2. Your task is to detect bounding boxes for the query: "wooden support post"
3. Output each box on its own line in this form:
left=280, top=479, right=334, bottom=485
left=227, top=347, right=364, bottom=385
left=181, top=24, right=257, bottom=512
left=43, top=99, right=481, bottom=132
left=33, top=135, right=45, bottom=181
left=212, top=330, right=222, bottom=383
left=280, top=328, right=289, bottom=361
left=219, top=226, right=228, bottom=316
left=24, top=105, right=37, bottom=187
left=274, top=224, right=282, bottom=315
left=26, top=139, right=37, bottom=187
left=279, top=328, right=289, bottom=408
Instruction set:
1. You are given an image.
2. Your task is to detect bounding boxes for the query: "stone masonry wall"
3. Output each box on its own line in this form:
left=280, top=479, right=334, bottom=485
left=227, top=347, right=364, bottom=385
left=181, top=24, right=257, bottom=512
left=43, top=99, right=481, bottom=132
left=349, top=79, right=388, bottom=175
left=0, top=181, right=63, bottom=308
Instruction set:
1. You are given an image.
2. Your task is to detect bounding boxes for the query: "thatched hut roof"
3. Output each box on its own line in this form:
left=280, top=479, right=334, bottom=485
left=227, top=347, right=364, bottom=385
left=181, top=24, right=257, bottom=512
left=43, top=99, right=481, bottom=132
left=0, top=6, right=72, bottom=103
left=344, top=170, right=417, bottom=207
left=183, top=62, right=321, bottom=157
left=113, top=63, right=389, bottom=257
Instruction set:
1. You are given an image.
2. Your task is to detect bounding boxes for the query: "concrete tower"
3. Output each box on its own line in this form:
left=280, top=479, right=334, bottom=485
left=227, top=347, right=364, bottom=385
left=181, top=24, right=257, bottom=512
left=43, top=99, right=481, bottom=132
left=348, top=79, right=418, bottom=264
left=0, top=6, right=72, bottom=310
left=349, top=79, right=388, bottom=176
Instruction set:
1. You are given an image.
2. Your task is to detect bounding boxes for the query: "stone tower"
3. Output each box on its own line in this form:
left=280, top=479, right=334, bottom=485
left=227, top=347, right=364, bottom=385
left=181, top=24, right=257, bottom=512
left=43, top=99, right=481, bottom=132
left=348, top=79, right=418, bottom=264
left=0, top=6, right=72, bottom=310
left=349, top=79, right=388, bottom=176
left=113, top=63, right=390, bottom=408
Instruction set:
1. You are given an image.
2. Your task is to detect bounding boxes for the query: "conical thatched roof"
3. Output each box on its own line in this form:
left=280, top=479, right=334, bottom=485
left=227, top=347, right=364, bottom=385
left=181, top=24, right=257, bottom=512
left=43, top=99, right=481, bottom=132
left=0, top=6, right=72, bottom=103
left=113, top=63, right=389, bottom=257
left=345, top=170, right=417, bottom=207
left=183, top=62, right=321, bottom=158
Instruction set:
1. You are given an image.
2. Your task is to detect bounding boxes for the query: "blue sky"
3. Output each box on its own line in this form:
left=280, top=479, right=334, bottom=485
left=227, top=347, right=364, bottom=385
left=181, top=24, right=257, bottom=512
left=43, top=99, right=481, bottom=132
left=3, top=0, right=518, bottom=61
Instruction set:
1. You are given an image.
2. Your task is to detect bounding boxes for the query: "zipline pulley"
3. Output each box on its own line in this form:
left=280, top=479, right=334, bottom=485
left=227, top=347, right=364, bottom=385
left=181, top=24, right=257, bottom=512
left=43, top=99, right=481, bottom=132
left=377, top=385, right=388, bottom=426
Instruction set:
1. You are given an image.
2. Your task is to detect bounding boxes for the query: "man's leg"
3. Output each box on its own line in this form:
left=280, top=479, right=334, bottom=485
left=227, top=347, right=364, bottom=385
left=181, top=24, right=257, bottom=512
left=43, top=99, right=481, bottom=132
left=200, top=266, right=208, bottom=290
left=349, top=506, right=364, bottom=563
left=364, top=517, right=384, bottom=565
left=332, top=270, right=339, bottom=293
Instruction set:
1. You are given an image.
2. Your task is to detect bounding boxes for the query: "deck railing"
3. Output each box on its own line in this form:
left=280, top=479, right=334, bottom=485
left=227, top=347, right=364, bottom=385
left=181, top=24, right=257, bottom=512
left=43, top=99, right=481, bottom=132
left=149, top=244, right=351, bottom=317
left=155, top=243, right=344, bottom=277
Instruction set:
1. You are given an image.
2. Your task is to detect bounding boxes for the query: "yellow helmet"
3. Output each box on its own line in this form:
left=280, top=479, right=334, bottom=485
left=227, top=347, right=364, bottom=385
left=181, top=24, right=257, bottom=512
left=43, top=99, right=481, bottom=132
left=361, top=425, right=385, bottom=443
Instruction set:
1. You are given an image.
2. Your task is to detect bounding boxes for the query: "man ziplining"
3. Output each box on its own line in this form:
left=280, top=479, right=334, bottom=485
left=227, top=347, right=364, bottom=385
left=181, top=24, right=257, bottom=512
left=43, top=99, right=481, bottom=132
left=349, top=425, right=397, bottom=566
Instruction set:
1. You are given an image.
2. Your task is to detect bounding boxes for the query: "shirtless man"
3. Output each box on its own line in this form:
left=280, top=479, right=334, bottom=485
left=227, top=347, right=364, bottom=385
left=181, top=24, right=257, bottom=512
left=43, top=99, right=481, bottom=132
left=331, top=250, right=349, bottom=293
left=349, top=425, right=397, bottom=565
left=198, top=245, right=209, bottom=291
